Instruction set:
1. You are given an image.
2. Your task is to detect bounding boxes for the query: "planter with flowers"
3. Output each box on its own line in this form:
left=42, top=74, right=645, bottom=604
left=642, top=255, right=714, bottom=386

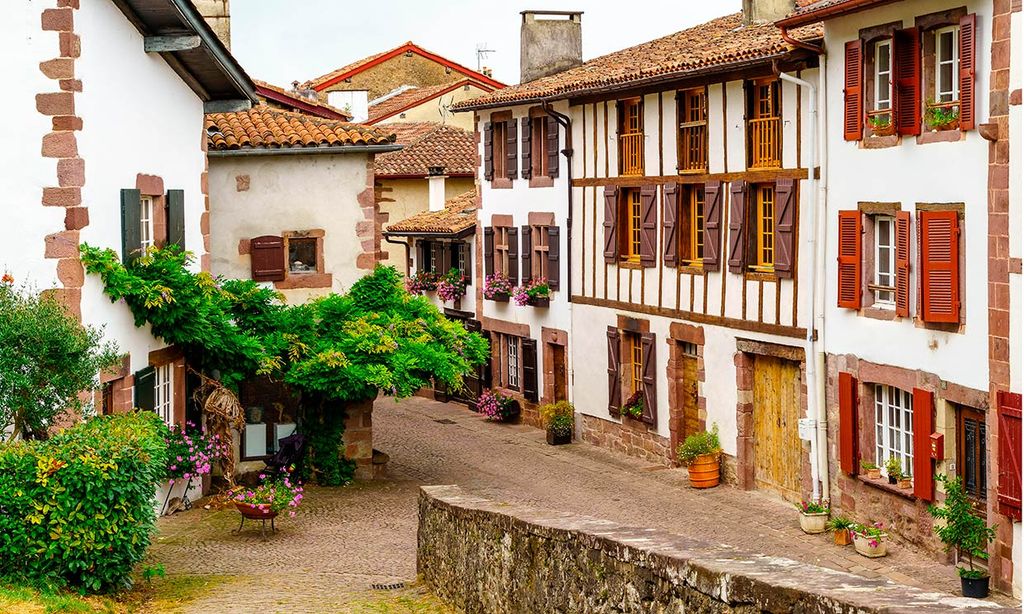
left=162, top=422, right=229, bottom=514
left=677, top=424, right=721, bottom=489
left=827, top=515, right=856, bottom=546
left=929, top=474, right=997, bottom=598
left=513, top=278, right=551, bottom=307
left=851, top=522, right=888, bottom=558
left=860, top=460, right=881, bottom=480
left=436, top=268, right=467, bottom=304
left=925, top=101, right=960, bottom=131
left=621, top=390, right=645, bottom=421
left=406, top=270, right=439, bottom=295
left=231, top=468, right=304, bottom=539
left=868, top=112, right=896, bottom=137
left=540, top=401, right=574, bottom=445
left=796, top=500, right=830, bottom=534
left=483, top=272, right=513, bottom=302
left=477, top=388, right=520, bottom=423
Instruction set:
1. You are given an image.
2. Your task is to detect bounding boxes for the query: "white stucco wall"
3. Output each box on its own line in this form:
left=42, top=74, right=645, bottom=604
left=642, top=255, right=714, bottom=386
left=376, top=84, right=491, bottom=131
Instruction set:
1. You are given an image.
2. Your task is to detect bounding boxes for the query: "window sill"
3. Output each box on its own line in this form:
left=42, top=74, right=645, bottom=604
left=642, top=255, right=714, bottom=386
left=529, top=176, right=554, bottom=188
left=275, top=273, right=332, bottom=290
left=862, top=134, right=899, bottom=149
left=856, top=474, right=916, bottom=501
left=677, top=168, right=708, bottom=176
left=677, top=264, right=705, bottom=275
left=918, top=129, right=964, bottom=145
left=618, top=260, right=644, bottom=270
left=744, top=270, right=776, bottom=282
left=861, top=305, right=899, bottom=321
left=490, top=178, right=513, bottom=189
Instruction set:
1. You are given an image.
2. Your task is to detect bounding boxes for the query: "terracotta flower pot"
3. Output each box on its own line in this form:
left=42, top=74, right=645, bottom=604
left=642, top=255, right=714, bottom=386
left=866, top=468, right=881, bottom=480
left=833, top=529, right=853, bottom=546
left=898, top=477, right=912, bottom=489
left=235, top=501, right=278, bottom=520
left=687, top=452, right=720, bottom=489
left=799, top=511, right=829, bottom=534
left=852, top=531, right=888, bottom=558
left=870, top=122, right=896, bottom=137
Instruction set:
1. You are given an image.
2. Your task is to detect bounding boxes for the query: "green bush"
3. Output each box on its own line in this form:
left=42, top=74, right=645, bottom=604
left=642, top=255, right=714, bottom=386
left=676, top=424, right=721, bottom=465
left=0, top=412, right=168, bottom=592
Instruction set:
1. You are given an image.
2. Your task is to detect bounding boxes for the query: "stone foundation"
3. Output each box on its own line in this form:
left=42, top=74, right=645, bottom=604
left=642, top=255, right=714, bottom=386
left=580, top=413, right=672, bottom=466
left=341, top=398, right=378, bottom=480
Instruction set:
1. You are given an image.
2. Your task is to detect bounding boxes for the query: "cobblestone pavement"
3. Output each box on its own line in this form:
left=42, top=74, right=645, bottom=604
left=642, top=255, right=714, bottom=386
left=151, top=396, right=1019, bottom=612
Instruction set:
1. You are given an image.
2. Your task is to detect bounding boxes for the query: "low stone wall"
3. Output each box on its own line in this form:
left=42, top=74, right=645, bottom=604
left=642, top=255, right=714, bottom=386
left=580, top=413, right=672, bottom=466
left=418, top=485, right=1014, bottom=613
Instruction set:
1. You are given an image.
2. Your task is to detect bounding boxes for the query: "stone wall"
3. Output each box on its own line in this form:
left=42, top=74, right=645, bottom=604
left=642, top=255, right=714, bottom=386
left=418, top=485, right=1015, bottom=614
left=580, top=413, right=672, bottom=466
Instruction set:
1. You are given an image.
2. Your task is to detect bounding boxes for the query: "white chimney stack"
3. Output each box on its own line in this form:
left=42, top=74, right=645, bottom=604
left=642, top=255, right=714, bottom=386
left=427, top=166, right=447, bottom=212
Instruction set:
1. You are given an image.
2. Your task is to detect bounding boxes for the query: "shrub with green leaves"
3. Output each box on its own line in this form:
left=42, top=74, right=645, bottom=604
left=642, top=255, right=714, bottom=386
left=929, top=474, right=996, bottom=579
left=0, top=412, right=168, bottom=592
left=676, top=424, right=721, bottom=465
left=539, top=401, right=574, bottom=437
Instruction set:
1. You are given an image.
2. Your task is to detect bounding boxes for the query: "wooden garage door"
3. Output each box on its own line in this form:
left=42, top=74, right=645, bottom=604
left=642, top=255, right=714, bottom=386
left=752, top=355, right=802, bottom=502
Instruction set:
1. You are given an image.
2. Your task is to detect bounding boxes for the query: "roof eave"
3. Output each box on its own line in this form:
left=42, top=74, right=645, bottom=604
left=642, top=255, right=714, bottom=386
left=384, top=227, right=476, bottom=239
left=256, top=85, right=352, bottom=121
left=375, top=172, right=476, bottom=180
left=209, top=144, right=403, bottom=157
left=776, top=0, right=898, bottom=27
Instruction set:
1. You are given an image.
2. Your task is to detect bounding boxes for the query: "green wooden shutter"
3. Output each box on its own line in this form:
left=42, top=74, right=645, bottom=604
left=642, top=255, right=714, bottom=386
left=166, top=189, right=186, bottom=250
left=120, top=188, right=142, bottom=264
left=134, top=366, right=156, bottom=412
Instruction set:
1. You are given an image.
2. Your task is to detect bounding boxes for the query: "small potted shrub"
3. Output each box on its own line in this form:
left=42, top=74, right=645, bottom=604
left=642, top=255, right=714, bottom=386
left=884, top=457, right=902, bottom=485
left=929, top=474, right=997, bottom=598
left=230, top=468, right=304, bottom=536
left=483, top=272, right=513, bottom=302
left=477, top=388, right=519, bottom=423
left=621, top=390, right=644, bottom=420
left=677, top=424, right=721, bottom=489
left=405, top=270, right=438, bottom=295
left=540, top=401, right=574, bottom=445
left=868, top=112, right=896, bottom=137
left=924, top=101, right=960, bottom=131
left=851, top=522, right=888, bottom=558
left=860, top=459, right=881, bottom=480
left=436, top=268, right=467, bottom=304
left=513, top=278, right=551, bottom=307
left=898, top=472, right=912, bottom=490
left=827, top=515, right=856, bottom=546
left=796, top=500, right=830, bottom=534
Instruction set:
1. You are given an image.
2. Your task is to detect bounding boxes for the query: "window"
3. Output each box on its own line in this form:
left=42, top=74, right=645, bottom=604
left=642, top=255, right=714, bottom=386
left=618, top=98, right=644, bottom=176
left=874, top=39, right=893, bottom=111
left=747, top=80, right=781, bottom=169
left=531, top=117, right=548, bottom=177
left=494, top=227, right=510, bottom=275
left=935, top=26, right=960, bottom=103
left=288, top=237, right=317, bottom=273
left=495, top=333, right=522, bottom=391
left=957, top=406, right=987, bottom=503
left=677, top=88, right=707, bottom=173
left=874, top=384, right=914, bottom=477
left=455, top=242, right=468, bottom=277
left=140, top=195, right=154, bottom=250
left=686, top=186, right=705, bottom=265
left=507, top=338, right=520, bottom=390
left=627, top=332, right=643, bottom=395
left=154, top=363, right=173, bottom=425
left=531, top=225, right=549, bottom=280
left=620, top=188, right=642, bottom=262
left=754, top=185, right=775, bottom=269
left=872, top=216, right=896, bottom=307
left=493, top=120, right=508, bottom=179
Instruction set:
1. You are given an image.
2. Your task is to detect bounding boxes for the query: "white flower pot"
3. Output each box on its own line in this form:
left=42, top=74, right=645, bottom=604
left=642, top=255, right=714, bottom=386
left=798, top=511, right=829, bottom=534
left=852, top=531, right=888, bottom=558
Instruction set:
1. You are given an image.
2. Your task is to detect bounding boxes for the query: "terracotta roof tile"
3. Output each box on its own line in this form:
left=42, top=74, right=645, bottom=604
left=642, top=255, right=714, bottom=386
left=778, top=0, right=892, bottom=26
left=453, top=13, right=823, bottom=111
left=253, top=79, right=352, bottom=120
left=205, top=106, right=396, bottom=151
left=375, top=124, right=476, bottom=177
left=386, top=190, right=478, bottom=235
left=368, top=80, right=487, bottom=123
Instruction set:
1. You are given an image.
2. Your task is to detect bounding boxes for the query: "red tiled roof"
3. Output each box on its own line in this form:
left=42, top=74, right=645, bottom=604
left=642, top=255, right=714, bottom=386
left=386, top=190, right=478, bottom=235
left=367, top=79, right=492, bottom=124
left=375, top=124, right=476, bottom=177
left=452, top=13, right=823, bottom=111
left=253, top=79, right=352, bottom=121
left=777, top=0, right=896, bottom=27
left=205, top=107, right=396, bottom=151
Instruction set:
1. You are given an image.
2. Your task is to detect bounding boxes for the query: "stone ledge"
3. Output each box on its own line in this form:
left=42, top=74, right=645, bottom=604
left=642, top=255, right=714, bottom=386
left=418, top=484, right=1014, bottom=613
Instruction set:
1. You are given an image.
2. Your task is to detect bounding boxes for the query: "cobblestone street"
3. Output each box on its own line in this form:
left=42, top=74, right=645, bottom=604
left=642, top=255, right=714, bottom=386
left=150, top=396, right=1019, bottom=612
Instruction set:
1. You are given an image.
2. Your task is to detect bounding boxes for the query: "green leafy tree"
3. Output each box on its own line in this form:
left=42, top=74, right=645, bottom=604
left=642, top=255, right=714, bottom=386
left=929, top=474, right=997, bottom=579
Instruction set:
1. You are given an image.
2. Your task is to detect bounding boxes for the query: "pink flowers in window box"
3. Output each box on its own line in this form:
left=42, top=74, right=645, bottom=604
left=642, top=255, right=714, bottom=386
left=405, top=270, right=438, bottom=295
left=483, top=272, right=513, bottom=301
left=436, top=269, right=467, bottom=303
left=512, top=277, right=551, bottom=307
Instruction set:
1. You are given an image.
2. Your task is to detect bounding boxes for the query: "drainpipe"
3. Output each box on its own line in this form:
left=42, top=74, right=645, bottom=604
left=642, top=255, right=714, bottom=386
left=383, top=235, right=411, bottom=276
left=778, top=64, right=829, bottom=504
left=541, top=100, right=573, bottom=300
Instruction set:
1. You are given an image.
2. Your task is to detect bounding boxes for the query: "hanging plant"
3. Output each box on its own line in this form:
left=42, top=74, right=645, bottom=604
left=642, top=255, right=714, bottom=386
left=436, top=268, right=467, bottom=302
left=405, top=270, right=439, bottom=295
left=483, top=272, right=513, bottom=300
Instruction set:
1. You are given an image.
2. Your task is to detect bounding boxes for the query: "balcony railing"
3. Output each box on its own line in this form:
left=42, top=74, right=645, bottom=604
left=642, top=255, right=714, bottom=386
left=748, top=117, right=782, bottom=169
left=619, top=132, right=644, bottom=176
left=678, top=123, right=707, bottom=172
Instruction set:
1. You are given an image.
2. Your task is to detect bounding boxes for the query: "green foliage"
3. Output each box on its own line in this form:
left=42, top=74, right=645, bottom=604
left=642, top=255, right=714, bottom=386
left=929, top=474, right=996, bottom=577
left=859, top=459, right=878, bottom=471
left=0, top=412, right=168, bottom=592
left=676, top=424, right=721, bottom=465
left=826, top=515, right=856, bottom=532
left=884, top=456, right=903, bottom=479
left=0, top=277, right=119, bottom=441
left=539, top=402, right=574, bottom=437
left=141, top=564, right=165, bottom=585
left=297, top=409, right=356, bottom=487
left=621, top=391, right=644, bottom=419
left=924, top=101, right=960, bottom=129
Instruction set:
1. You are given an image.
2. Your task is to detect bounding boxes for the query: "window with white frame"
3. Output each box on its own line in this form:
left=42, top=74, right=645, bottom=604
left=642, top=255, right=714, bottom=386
left=935, top=26, right=960, bottom=103
left=154, top=363, right=173, bottom=425
left=874, top=39, right=893, bottom=111
left=874, top=384, right=914, bottom=477
left=140, top=195, right=155, bottom=250
left=873, top=216, right=896, bottom=307
left=507, top=338, right=520, bottom=390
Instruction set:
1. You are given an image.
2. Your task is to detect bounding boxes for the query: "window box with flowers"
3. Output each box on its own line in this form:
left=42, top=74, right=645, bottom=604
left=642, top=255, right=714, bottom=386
left=867, top=111, right=896, bottom=137
left=621, top=390, right=645, bottom=420
left=477, top=388, right=520, bottom=423
left=405, top=270, right=439, bottom=295
left=513, top=278, right=551, bottom=307
left=924, top=101, right=960, bottom=132
left=436, top=268, right=467, bottom=304
left=484, top=272, right=513, bottom=302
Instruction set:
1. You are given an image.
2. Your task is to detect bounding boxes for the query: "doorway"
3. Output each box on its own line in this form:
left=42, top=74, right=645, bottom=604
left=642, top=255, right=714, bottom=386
left=550, top=343, right=567, bottom=402
left=752, top=354, right=803, bottom=502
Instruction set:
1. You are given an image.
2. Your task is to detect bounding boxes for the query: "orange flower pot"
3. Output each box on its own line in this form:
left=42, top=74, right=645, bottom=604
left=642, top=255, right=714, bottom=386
left=688, top=452, right=720, bottom=489
left=834, top=529, right=852, bottom=546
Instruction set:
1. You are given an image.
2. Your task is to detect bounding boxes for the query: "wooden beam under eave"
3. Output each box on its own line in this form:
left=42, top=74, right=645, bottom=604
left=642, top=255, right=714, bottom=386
left=144, top=35, right=202, bottom=53
left=204, top=99, right=253, bottom=113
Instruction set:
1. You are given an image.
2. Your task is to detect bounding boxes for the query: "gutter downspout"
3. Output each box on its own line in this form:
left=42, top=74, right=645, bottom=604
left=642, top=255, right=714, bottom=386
left=779, top=26, right=826, bottom=55
left=383, top=235, right=411, bottom=277
left=541, top=101, right=573, bottom=300
left=777, top=66, right=829, bottom=504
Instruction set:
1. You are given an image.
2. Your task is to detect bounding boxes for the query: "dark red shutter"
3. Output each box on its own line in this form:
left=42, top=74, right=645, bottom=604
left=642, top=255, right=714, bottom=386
left=522, top=339, right=538, bottom=403
left=251, top=235, right=285, bottom=281
left=895, top=28, right=922, bottom=136
left=603, top=186, right=619, bottom=263
left=837, top=210, right=862, bottom=309
left=895, top=211, right=911, bottom=317
left=520, top=117, right=532, bottom=179
left=838, top=373, right=858, bottom=475
left=703, top=181, right=722, bottom=271
left=727, top=181, right=747, bottom=273
left=773, top=178, right=796, bottom=279
left=843, top=40, right=864, bottom=141
left=920, top=210, right=960, bottom=323
left=641, top=333, right=657, bottom=425
left=506, top=120, right=518, bottom=180
left=607, top=326, right=622, bottom=417
left=547, top=226, right=560, bottom=290
left=997, top=391, right=1022, bottom=520
left=639, top=185, right=658, bottom=267
left=912, top=388, right=934, bottom=501
left=484, top=226, right=494, bottom=277
left=546, top=116, right=560, bottom=178
left=507, top=226, right=519, bottom=286
left=520, top=224, right=532, bottom=282
left=663, top=183, right=679, bottom=267
left=483, top=122, right=494, bottom=181
left=959, top=13, right=976, bottom=131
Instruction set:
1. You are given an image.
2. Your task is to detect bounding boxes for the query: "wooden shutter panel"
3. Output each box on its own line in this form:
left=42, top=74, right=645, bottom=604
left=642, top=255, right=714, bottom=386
left=894, top=28, right=922, bottom=136
left=120, top=188, right=142, bottom=264
left=639, top=185, right=658, bottom=267
left=837, top=210, right=862, bottom=309
left=997, top=391, right=1022, bottom=520
left=133, top=366, right=156, bottom=412
left=606, top=326, right=622, bottom=417
left=522, top=338, right=538, bottom=403
left=843, top=40, right=864, bottom=141
left=703, top=181, right=723, bottom=271
left=484, top=227, right=494, bottom=277
left=838, top=372, right=858, bottom=475
left=640, top=332, right=657, bottom=425
left=480, top=330, right=493, bottom=390
left=603, top=186, right=619, bottom=263
left=520, top=117, right=532, bottom=179
left=546, top=116, right=560, bottom=178
left=920, top=210, right=960, bottom=323
left=520, top=225, right=532, bottom=282
left=662, top=183, right=679, bottom=268
left=912, top=388, right=934, bottom=501
left=431, top=241, right=444, bottom=274
left=773, top=178, right=796, bottom=279
left=419, top=240, right=430, bottom=273
left=459, top=243, right=471, bottom=285
left=250, top=235, right=285, bottom=281
left=727, top=181, right=747, bottom=273
left=547, top=226, right=560, bottom=290
left=959, top=13, right=976, bottom=131
left=166, top=189, right=186, bottom=250
left=506, top=120, right=518, bottom=180
left=483, top=122, right=494, bottom=181
left=507, top=226, right=519, bottom=285
left=895, top=211, right=911, bottom=317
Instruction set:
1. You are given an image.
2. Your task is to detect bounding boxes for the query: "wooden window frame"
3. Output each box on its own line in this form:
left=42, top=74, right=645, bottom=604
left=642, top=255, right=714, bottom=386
left=531, top=225, right=549, bottom=281
left=495, top=333, right=522, bottom=392
left=956, top=404, right=987, bottom=507
left=934, top=25, right=960, bottom=104
left=494, top=226, right=510, bottom=275
left=746, top=79, right=782, bottom=170
left=626, top=331, right=643, bottom=396
left=618, top=97, right=645, bottom=176
left=619, top=188, right=642, bottom=263
left=873, top=38, right=894, bottom=112
left=154, top=362, right=173, bottom=426
left=751, top=184, right=775, bottom=271
left=871, top=214, right=897, bottom=308
left=531, top=116, right=549, bottom=178
left=139, top=195, right=155, bottom=250
left=677, top=87, right=708, bottom=174
left=686, top=185, right=706, bottom=266
left=873, top=383, right=915, bottom=478
left=276, top=230, right=331, bottom=290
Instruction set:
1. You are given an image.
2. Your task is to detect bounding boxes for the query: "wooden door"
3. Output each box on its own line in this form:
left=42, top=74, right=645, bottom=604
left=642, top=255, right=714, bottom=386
left=551, top=344, right=568, bottom=402
left=679, top=354, right=700, bottom=439
left=752, top=355, right=802, bottom=502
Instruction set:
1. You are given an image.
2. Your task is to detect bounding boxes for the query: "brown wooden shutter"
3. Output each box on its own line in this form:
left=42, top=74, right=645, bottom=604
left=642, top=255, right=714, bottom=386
left=522, top=338, right=538, bottom=403
left=639, top=185, right=658, bottom=267
left=727, top=181, right=747, bottom=273
left=120, top=188, right=142, bottom=264
left=250, top=235, right=285, bottom=281
left=520, top=117, right=532, bottom=179
left=432, top=241, right=445, bottom=274
left=703, top=181, right=723, bottom=271
left=837, top=210, right=863, bottom=309
left=546, top=116, right=560, bottom=179
left=662, top=183, right=679, bottom=267
left=479, top=330, right=493, bottom=390
left=773, top=178, right=796, bottom=279
left=455, top=243, right=471, bottom=285
left=959, top=13, right=976, bottom=131
left=838, top=372, right=858, bottom=475
left=484, top=227, right=494, bottom=277
left=520, top=225, right=532, bottom=282
left=166, top=189, right=185, bottom=250
left=894, top=28, right=922, bottom=136
left=895, top=211, right=911, bottom=317
left=133, top=366, right=155, bottom=412
left=920, top=210, right=960, bottom=323
left=547, top=225, right=560, bottom=290
left=506, top=120, right=518, bottom=180
left=606, top=326, right=622, bottom=417
left=603, top=186, right=619, bottom=263
left=997, top=391, right=1022, bottom=520
left=483, top=122, right=494, bottom=181
left=507, top=226, right=519, bottom=285
left=640, top=332, right=657, bottom=425
left=912, top=388, right=934, bottom=501
left=843, top=40, right=864, bottom=141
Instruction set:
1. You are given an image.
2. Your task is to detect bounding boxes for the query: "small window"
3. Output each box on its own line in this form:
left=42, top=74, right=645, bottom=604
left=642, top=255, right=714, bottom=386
left=288, top=238, right=317, bottom=274
left=872, top=215, right=896, bottom=307
left=618, top=98, right=644, bottom=176
left=494, top=227, right=510, bottom=275
left=686, top=186, right=705, bottom=265
left=935, top=26, right=960, bottom=103
left=492, top=121, right=508, bottom=179
left=874, top=384, right=914, bottom=477
left=140, top=196, right=155, bottom=250
left=874, top=39, right=893, bottom=111
left=747, top=80, right=782, bottom=169
left=754, top=185, right=775, bottom=270
left=531, top=225, right=549, bottom=280
left=619, top=188, right=642, bottom=262
left=456, top=242, right=468, bottom=277
left=531, top=117, right=549, bottom=177
left=154, top=363, right=173, bottom=426
left=506, top=335, right=520, bottom=390
left=627, top=332, right=643, bottom=395
left=677, top=87, right=708, bottom=173
left=957, top=405, right=987, bottom=503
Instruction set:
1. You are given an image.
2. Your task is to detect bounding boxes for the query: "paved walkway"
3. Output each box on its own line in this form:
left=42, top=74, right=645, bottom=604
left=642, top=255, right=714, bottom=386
left=149, top=396, right=1018, bottom=612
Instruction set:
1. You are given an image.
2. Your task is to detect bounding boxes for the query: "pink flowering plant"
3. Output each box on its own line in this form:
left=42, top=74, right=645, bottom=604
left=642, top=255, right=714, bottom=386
left=405, top=270, right=438, bottom=295
left=483, top=272, right=513, bottom=299
left=477, top=389, right=518, bottom=422
left=232, top=467, right=304, bottom=516
left=436, top=268, right=467, bottom=302
left=852, top=521, right=887, bottom=548
left=512, top=277, right=551, bottom=306
left=165, top=422, right=229, bottom=483
left=797, top=500, right=830, bottom=514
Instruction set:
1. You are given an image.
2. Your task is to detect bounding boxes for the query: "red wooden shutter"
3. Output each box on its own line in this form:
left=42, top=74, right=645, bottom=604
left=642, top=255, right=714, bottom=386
left=250, top=235, right=285, bottom=281
left=895, top=211, right=911, bottom=317
left=505, top=120, right=518, bottom=180
left=727, top=181, right=747, bottom=273
left=520, top=117, right=532, bottom=179
left=640, top=332, right=657, bottom=425
left=843, top=40, right=864, bottom=141
left=520, top=224, right=532, bottom=282
left=483, top=122, right=494, bottom=181
left=606, top=326, right=622, bottom=417
left=773, top=178, right=796, bottom=279
left=997, top=391, right=1022, bottom=520
left=662, top=183, right=679, bottom=268
left=546, top=116, right=560, bottom=178
left=547, top=226, right=560, bottom=290
left=483, top=226, right=494, bottom=277
left=507, top=226, right=519, bottom=286
left=837, top=210, right=862, bottom=309
left=894, top=28, right=922, bottom=136
left=912, top=387, right=934, bottom=501
left=920, top=210, right=960, bottom=323
left=603, top=186, right=619, bottom=263
left=959, top=13, right=976, bottom=131
left=639, top=185, right=658, bottom=267
left=703, top=181, right=722, bottom=271
left=838, top=372, right=858, bottom=475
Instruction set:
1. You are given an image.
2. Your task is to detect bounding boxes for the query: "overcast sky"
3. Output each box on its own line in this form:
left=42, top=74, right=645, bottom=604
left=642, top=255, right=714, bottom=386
left=231, top=0, right=742, bottom=88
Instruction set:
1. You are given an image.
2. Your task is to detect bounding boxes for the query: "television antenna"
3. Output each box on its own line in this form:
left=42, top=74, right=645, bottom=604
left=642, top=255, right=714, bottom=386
left=475, top=43, right=495, bottom=71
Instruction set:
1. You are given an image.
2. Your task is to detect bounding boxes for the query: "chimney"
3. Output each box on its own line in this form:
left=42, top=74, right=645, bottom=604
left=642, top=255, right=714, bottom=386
left=742, top=0, right=795, bottom=25
left=520, top=11, right=583, bottom=84
left=194, top=0, right=231, bottom=49
left=427, top=166, right=447, bottom=212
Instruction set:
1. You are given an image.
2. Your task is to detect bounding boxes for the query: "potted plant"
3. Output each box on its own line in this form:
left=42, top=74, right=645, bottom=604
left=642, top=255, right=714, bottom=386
left=230, top=468, right=304, bottom=539
left=796, top=500, right=830, bottom=534
left=477, top=388, right=520, bottom=423
left=513, top=278, right=551, bottom=307
left=929, top=474, right=997, bottom=598
left=884, top=457, right=902, bottom=484
left=540, top=401, right=574, bottom=445
left=621, top=390, right=645, bottom=420
left=405, top=270, right=438, bottom=295
left=860, top=460, right=881, bottom=480
left=483, top=272, right=513, bottom=302
left=677, top=424, right=721, bottom=489
left=827, top=515, right=856, bottom=546
left=868, top=112, right=896, bottom=137
left=436, top=268, right=467, bottom=304
left=924, top=101, right=960, bottom=131
left=851, top=522, right=888, bottom=558
left=898, top=472, right=912, bottom=490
